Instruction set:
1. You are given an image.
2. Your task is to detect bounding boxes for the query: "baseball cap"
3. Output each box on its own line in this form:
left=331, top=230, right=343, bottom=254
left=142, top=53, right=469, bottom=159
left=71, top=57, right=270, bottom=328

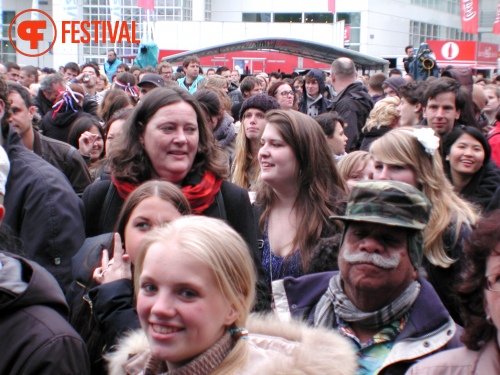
left=138, top=73, right=165, bottom=88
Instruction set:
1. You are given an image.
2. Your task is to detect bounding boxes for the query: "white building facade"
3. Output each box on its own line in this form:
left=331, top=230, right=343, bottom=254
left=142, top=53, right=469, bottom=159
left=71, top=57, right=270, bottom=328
left=1, top=0, right=498, bottom=69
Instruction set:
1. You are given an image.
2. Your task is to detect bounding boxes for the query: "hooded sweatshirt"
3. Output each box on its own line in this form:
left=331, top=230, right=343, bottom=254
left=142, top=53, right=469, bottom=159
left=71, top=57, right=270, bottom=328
left=0, top=252, right=90, bottom=374
left=298, top=69, right=331, bottom=117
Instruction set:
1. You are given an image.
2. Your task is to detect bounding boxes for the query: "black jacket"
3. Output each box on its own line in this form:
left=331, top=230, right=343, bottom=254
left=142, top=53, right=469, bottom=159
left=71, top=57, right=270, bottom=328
left=359, top=126, right=391, bottom=151
left=0, top=252, right=89, bottom=374
left=33, top=130, right=92, bottom=196
left=3, top=130, right=86, bottom=293
left=328, top=81, right=374, bottom=151
left=39, top=108, right=92, bottom=143
left=33, top=89, right=54, bottom=118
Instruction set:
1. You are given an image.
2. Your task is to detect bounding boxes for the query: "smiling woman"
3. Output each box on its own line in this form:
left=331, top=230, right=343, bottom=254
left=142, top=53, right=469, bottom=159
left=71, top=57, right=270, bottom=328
left=442, top=125, right=500, bottom=212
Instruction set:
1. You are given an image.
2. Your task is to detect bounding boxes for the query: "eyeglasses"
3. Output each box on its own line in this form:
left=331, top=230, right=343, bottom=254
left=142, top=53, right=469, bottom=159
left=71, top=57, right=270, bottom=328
left=485, top=273, right=500, bottom=292
left=278, top=90, right=294, bottom=97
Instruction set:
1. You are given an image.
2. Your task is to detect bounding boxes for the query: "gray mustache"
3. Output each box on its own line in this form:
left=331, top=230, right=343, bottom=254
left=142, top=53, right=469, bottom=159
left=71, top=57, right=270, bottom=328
left=342, top=251, right=401, bottom=269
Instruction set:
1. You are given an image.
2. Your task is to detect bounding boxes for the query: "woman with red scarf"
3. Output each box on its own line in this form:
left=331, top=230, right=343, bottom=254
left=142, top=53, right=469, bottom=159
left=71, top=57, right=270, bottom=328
left=82, top=87, right=269, bottom=311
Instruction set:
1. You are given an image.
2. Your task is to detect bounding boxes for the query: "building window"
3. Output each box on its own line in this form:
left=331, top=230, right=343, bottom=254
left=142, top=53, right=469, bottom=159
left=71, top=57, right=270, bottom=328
left=411, top=0, right=460, bottom=15
left=409, top=20, right=475, bottom=47
left=205, top=0, right=211, bottom=21
left=304, top=13, right=334, bottom=23
left=274, top=13, right=302, bottom=23
left=337, top=12, right=361, bottom=50
left=242, top=13, right=271, bottom=22
left=1, top=11, right=16, bottom=62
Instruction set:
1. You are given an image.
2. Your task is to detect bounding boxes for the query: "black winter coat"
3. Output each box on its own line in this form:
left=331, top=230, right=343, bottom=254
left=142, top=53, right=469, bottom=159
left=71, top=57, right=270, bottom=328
left=328, top=81, right=373, bottom=151
left=0, top=252, right=90, bottom=374
left=3, top=130, right=86, bottom=293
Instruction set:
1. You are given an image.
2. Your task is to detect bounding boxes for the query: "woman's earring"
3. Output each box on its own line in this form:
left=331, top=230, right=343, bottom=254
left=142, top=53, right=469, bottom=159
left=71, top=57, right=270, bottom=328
left=486, top=314, right=494, bottom=325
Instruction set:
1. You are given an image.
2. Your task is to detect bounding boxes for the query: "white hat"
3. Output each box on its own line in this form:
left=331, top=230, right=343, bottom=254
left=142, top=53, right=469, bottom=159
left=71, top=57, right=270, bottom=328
left=0, top=147, right=9, bottom=195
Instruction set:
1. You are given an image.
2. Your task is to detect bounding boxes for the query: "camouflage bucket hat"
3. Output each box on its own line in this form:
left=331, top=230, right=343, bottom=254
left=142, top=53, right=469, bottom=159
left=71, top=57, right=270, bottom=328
left=330, top=180, right=431, bottom=230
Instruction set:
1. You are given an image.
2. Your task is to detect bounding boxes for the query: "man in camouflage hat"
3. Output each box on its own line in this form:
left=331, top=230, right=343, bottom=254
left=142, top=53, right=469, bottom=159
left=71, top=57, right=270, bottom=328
left=273, top=180, right=462, bottom=374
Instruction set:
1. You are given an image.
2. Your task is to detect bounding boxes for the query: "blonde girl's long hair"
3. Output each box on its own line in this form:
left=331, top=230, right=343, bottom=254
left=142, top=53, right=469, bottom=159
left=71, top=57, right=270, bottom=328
left=370, top=127, right=478, bottom=268
left=231, top=120, right=260, bottom=189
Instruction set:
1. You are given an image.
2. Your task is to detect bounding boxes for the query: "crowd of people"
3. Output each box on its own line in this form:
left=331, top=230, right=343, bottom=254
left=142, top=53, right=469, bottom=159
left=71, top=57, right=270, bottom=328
left=0, top=51, right=500, bottom=374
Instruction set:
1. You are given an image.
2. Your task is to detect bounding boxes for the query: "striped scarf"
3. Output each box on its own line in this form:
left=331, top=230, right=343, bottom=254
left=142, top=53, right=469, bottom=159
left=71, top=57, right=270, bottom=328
left=313, top=274, right=421, bottom=330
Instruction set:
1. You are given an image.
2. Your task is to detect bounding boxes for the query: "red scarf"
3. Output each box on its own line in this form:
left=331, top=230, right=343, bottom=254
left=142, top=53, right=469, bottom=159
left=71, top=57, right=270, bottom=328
left=181, top=171, right=222, bottom=214
left=111, top=175, right=137, bottom=200
left=111, top=171, right=222, bottom=214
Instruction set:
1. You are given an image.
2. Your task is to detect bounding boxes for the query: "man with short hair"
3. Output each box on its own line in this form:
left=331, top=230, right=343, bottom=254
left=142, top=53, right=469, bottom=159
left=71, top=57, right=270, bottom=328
left=231, top=76, right=263, bottom=121
left=206, top=68, right=216, bottom=76
left=269, top=71, right=282, bottom=84
left=177, top=55, right=205, bottom=94
left=63, top=62, right=80, bottom=82
left=398, top=81, right=426, bottom=126
left=388, top=68, right=403, bottom=77
left=230, top=69, right=241, bottom=85
left=33, top=73, right=66, bottom=117
left=367, top=73, right=387, bottom=103
left=403, top=45, right=415, bottom=74
left=4, top=62, right=20, bottom=82
left=7, top=82, right=91, bottom=195
left=298, top=69, right=330, bottom=118
left=0, top=75, right=86, bottom=293
left=138, top=73, right=165, bottom=98
left=71, top=62, right=100, bottom=106
left=18, top=65, right=38, bottom=88
left=104, top=49, right=122, bottom=81
left=156, top=61, right=174, bottom=81
left=275, top=180, right=462, bottom=374
left=116, top=63, right=129, bottom=74
left=217, top=66, right=241, bottom=104
left=422, top=77, right=467, bottom=138
left=328, top=57, right=373, bottom=151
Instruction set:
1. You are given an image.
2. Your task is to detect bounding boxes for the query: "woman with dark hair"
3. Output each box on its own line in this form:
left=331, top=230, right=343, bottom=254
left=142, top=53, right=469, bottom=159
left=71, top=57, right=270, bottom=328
left=193, top=88, right=236, bottom=164
left=315, top=111, right=348, bottom=162
left=112, top=72, right=139, bottom=104
left=67, top=180, right=191, bottom=374
left=98, top=89, right=135, bottom=123
left=442, top=125, right=500, bottom=212
left=68, top=115, right=105, bottom=164
left=255, top=110, right=347, bottom=288
left=407, top=210, right=500, bottom=374
left=82, top=87, right=269, bottom=309
left=268, top=81, right=296, bottom=111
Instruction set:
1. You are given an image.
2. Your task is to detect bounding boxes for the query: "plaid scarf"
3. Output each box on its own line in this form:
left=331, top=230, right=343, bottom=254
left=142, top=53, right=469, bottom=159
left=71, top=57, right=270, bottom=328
left=313, top=274, right=420, bottom=330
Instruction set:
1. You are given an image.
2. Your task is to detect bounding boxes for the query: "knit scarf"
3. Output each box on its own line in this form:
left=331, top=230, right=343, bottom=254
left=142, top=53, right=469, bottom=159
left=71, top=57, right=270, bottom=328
left=213, top=113, right=236, bottom=147
left=111, top=171, right=222, bottom=214
left=143, top=331, right=235, bottom=375
left=313, top=274, right=421, bottom=330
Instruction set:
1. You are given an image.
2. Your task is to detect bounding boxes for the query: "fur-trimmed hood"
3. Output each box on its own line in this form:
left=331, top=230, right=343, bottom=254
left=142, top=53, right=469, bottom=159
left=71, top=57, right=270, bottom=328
left=107, top=313, right=357, bottom=375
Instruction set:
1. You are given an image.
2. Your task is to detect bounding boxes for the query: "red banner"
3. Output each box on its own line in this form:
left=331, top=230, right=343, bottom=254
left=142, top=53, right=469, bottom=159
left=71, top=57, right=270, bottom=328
left=494, top=0, right=500, bottom=34
left=461, top=0, right=478, bottom=34
left=138, top=0, right=154, bottom=11
left=328, top=0, right=335, bottom=13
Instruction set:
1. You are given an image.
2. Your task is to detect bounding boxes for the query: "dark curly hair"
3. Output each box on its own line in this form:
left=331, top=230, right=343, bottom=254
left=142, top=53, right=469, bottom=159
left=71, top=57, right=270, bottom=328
left=458, top=209, right=500, bottom=350
left=109, top=87, right=228, bottom=184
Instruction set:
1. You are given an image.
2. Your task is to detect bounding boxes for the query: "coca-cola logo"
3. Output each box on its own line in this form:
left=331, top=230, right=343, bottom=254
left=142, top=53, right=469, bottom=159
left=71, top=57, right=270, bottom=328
left=462, top=0, right=476, bottom=21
